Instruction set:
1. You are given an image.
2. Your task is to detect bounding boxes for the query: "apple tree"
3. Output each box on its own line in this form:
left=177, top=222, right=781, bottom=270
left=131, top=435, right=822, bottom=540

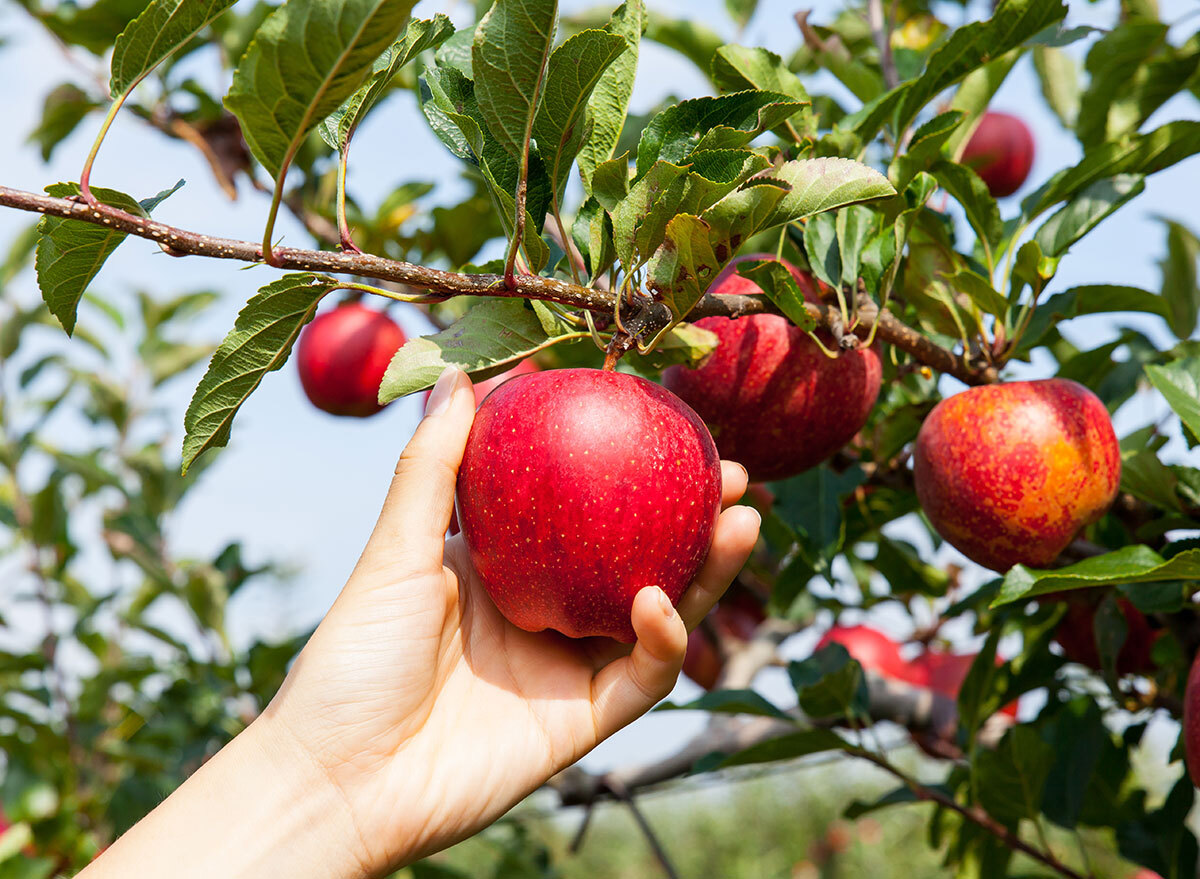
left=1, top=0, right=1199, bottom=876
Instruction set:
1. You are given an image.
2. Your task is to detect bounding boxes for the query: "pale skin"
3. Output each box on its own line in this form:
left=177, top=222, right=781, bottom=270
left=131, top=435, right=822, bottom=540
left=80, top=366, right=761, bottom=879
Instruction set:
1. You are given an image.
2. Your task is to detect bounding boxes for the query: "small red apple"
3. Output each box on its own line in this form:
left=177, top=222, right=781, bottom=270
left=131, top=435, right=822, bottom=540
left=456, top=368, right=723, bottom=642
left=910, top=649, right=1018, bottom=718
left=1187, top=652, right=1200, bottom=787
left=961, top=111, right=1035, bottom=198
left=1054, top=596, right=1160, bottom=676
left=682, top=585, right=766, bottom=689
left=913, top=379, right=1120, bottom=572
left=295, top=302, right=407, bottom=417
left=816, top=624, right=913, bottom=683
left=662, top=255, right=882, bottom=482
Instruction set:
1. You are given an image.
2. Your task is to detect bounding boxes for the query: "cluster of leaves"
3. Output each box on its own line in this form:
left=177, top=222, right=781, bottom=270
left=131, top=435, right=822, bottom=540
left=4, top=0, right=1200, bottom=876
left=0, top=232, right=310, bottom=877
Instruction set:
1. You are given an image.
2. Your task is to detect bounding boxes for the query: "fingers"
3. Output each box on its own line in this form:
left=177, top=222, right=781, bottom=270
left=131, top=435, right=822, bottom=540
left=359, top=367, right=476, bottom=576
left=720, top=460, right=748, bottom=509
left=589, top=586, right=688, bottom=741
left=675, top=505, right=761, bottom=631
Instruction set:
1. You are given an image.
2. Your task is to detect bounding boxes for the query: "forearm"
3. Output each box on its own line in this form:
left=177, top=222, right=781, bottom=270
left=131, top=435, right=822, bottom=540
left=80, top=717, right=369, bottom=879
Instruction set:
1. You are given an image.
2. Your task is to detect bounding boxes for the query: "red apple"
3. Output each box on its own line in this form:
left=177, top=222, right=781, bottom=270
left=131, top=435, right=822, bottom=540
left=662, top=255, right=882, bottom=482
left=910, top=649, right=1018, bottom=718
left=913, top=379, right=1120, bottom=572
left=1187, top=651, right=1200, bottom=787
left=816, top=624, right=913, bottom=683
left=295, top=302, right=407, bottom=417
left=1054, top=596, right=1160, bottom=676
left=456, top=368, right=723, bottom=642
left=961, top=111, right=1035, bottom=198
left=682, top=585, right=766, bottom=689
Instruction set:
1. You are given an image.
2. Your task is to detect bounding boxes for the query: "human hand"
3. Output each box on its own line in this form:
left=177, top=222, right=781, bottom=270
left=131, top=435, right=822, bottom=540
left=84, top=367, right=759, bottom=879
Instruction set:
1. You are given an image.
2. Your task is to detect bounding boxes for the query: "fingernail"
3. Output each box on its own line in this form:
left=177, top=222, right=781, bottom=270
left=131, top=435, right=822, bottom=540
left=746, top=506, right=762, bottom=528
left=734, top=462, right=748, bottom=483
left=657, top=587, right=674, bottom=616
left=425, top=367, right=459, bottom=417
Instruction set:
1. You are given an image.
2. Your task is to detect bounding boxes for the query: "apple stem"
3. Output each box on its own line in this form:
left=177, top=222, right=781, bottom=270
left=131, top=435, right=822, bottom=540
left=602, top=331, right=633, bottom=371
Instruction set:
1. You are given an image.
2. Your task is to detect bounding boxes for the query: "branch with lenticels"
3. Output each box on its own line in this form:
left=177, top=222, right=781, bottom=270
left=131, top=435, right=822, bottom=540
left=0, top=184, right=997, bottom=386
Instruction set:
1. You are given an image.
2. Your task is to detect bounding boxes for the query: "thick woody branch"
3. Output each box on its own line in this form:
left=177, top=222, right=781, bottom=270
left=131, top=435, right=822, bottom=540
left=0, top=184, right=996, bottom=385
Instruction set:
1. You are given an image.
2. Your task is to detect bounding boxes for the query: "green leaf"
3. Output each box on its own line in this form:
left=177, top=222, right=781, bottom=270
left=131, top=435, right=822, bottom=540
left=27, top=84, right=101, bottom=161
left=577, top=0, right=643, bottom=194
left=644, top=214, right=719, bottom=321
left=931, top=160, right=1003, bottom=254
left=625, top=321, right=718, bottom=370
left=1022, top=284, right=1169, bottom=346
left=846, top=0, right=1066, bottom=142
left=1034, top=174, right=1146, bottom=258
left=710, top=44, right=812, bottom=136
left=610, top=160, right=690, bottom=269
left=181, top=273, right=334, bottom=473
left=724, top=0, right=756, bottom=29
left=532, top=28, right=626, bottom=200
left=944, top=50, right=1021, bottom=160
left=803, top=211, right=839, bottom=291
left=34, top=180, right=182, bottom=335
left=109, top=0, right=236, bottom=98
left=31, top=0, right=152, bottom=55
left=378, top=299, right=587, bottom=402
left=788, top=643, right=869, bottom=720
left=945, top=270, right=1009, bottom=320
left=835, top=205, right=875, bottom=290
left=699, top=177, right=789, bottom=263
left=975, top=725, right=1055, bottom=824
left=224, top=0, right=418, bottom=178
left=1075, top=21, right=1168, bottom=148
left=318, top=14, right=455, bottom=152
left=1145, top=358, right=1200, bottom=443
left=635, top=90, right=804, bottom=177
left=718, top=729, right=848, bottom=769
left=1120, top=449, right=1184, bottom=513
left=889, top=110, right=964, bottom=191
left=761, top=157, right=896, bottom=230
left=472, top=0, right=557, bottom=159
left=1033, top=45, right=1080, bottom=128
left=993, top=546, right=1200, bottom=606
left=738, top=260, right=816, bottom=331
left=1026, top=120, right=1200, bottom=218
left=1159, top=218, right=1200, bottom=340
left=658, top=688, right=790, bottom=719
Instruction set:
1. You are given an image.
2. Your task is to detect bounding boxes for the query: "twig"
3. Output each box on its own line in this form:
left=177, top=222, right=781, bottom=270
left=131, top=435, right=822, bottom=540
left=0, top=183, right=998, bottom=386
left=866, top=0, right=900, bottom=90
left=608, top=779, right=681, bottom=879
left=849, top=748, right=1089, bottom=879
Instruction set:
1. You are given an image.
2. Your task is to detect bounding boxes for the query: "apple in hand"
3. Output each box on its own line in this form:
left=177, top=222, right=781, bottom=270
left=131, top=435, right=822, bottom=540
left=682, top=585, right=766, bottom=690
left=913, top=379, right=1120, bottom=572
left=456, top=368, right=723, bottom=642
left=1054, top=595, right=1160, bottom=676
left=295, top=302, right=406, bottom=417
left=662, top=255, right=882, bottom=482
left=961, top=111, right=1035, bottom=198
left=816, top=624, right=913, bottom=683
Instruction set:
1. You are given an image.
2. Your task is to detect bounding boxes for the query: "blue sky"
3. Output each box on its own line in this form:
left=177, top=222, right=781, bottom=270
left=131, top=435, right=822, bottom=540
left=0, top=0, right=1197, bottom=773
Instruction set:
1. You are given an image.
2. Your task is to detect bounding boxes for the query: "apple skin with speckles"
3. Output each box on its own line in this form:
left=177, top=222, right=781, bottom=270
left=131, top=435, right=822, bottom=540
left=456, top=368, right=723, bottom=642
left=1184, top=651, right=1200, bottom=786
left=913, top=379, right=1120, bottom=572
left=961, top=111, right=1035, bottom=198
left=662, top=255, right=882, bottom=482
left=296, top=303, right=406, bottom=417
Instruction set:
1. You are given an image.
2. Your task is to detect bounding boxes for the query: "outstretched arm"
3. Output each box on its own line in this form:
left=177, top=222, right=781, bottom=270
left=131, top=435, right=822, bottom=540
left=81, top=367, right=761, bottom=879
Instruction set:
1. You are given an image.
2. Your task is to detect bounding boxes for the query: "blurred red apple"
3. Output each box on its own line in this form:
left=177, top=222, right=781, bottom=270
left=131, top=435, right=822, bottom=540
left=682, top=585, right=766, bottom=689
left=816, top=624, right=914, bottom=682
left=1185, top=651, right=1200, bottom=787
left=961, top=111, right=1035, bottom=198
left=296, top=302, right=406, bottom=417
left=456, top=368, right=722, bottom=642
left=910, top=649, right=1018, bottom=718
left=1054, top=596, right=1160, bottom=676
left=913, top=379, right=1120, bottom=572
left=662, top=255, right=881, bottom=482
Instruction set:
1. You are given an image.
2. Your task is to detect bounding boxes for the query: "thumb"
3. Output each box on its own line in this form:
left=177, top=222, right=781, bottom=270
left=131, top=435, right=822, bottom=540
left=359, top=366, right=476, bottom=576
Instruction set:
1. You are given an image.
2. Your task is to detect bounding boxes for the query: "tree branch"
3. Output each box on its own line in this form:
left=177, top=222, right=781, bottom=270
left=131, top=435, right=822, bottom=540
left=0, top=184, right=997, bottom=385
